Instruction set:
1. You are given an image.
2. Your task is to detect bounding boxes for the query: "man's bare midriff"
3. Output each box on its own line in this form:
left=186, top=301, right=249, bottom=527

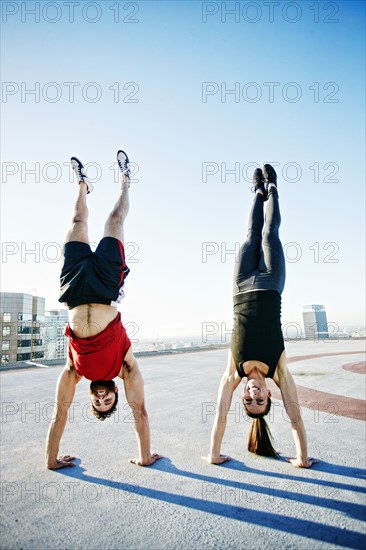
left=68, top=304, right=118, bottom=338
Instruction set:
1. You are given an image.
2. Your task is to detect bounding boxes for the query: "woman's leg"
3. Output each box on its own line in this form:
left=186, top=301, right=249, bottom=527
left=259, top=166, right=286, bottom=293
left=233, top=170, right=266, bottom=289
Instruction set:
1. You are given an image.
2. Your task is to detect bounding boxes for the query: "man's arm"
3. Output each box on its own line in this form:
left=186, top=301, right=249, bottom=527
left=203, top=351, right=241, bottom=464
left=123, top=349, right=162, bottom=466
left=276, top=354, right=317, bottom=468
left=45, top=362, right=81, bottom=469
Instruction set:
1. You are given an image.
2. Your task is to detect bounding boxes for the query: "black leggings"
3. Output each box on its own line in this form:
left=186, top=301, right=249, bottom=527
left=233, top=190, right=286, bottom=295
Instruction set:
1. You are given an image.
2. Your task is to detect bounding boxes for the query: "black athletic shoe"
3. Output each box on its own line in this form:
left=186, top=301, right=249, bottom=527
left=251, top=168, right=267, bottom=199
left=70, top=157, right=93, bottom=194
left=117, top=150, right=131, bottom=178
left=263, top=163, right=278, bottom=194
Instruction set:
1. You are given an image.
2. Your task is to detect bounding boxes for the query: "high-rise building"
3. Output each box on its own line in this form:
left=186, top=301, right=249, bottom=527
left=0, top=292, right=45, bottom=363
left=43, top=309, right=68, bottom=360
left=302, top=304, right=329, bottom=340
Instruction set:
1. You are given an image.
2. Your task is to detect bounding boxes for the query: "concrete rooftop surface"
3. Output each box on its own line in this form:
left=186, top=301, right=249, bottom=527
left=1, top=339, right=365, bottom=550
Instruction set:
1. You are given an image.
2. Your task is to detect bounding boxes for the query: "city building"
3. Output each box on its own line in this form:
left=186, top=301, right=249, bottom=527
left=0, top=292, right=45, bottom=363
left=302, top=304, right=329, bottom=340
left=43, top=309, right=68, bottom=360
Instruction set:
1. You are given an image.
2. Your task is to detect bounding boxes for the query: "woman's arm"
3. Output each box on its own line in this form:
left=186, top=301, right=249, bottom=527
left=203, top=351, right=241, bottom=464
left=275, top=353, right=317, bottom=468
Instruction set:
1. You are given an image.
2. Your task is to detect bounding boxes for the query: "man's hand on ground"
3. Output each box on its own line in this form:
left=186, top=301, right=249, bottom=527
left=285, top=457, right=319, bottom=468
left=202, top=454, right=231, bottom=465
left=47, top=455, right=76, bottom=469
left=129, top=453, right=163, bottom=467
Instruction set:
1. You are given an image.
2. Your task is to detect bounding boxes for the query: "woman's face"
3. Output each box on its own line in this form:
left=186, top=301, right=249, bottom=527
left=243, top=379, right=271, bottom=415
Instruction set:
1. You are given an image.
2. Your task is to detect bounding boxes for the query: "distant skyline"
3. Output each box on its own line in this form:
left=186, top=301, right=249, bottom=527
left=1, top=0, right=365, bottom=339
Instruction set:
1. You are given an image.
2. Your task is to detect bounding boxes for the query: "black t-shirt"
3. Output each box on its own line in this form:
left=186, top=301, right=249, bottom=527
left=231, top=290, right=284, bottom=378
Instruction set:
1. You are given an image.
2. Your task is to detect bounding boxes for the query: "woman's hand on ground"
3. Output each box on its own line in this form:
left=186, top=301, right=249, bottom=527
left=202, top=454, right=231, bottom=465
left=47, top=455, right=76, bottom=469
left=129, top=453, right=163, bottom=467
left=285, top=457, right=319, bottom=468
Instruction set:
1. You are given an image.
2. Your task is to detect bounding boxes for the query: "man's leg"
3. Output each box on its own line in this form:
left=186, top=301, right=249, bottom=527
left=58, top=158, right=94, bottom=308
left=260, top=164, right=286, bottom=293
left=63, top=157, right=93, bottom=244
left=103, top=174, right=130, bottom=243
left=64, top=182, right=90, bottom=244
left=233, top=169, right=266, bottom=288
left=102, top=149, right=133, bottom=242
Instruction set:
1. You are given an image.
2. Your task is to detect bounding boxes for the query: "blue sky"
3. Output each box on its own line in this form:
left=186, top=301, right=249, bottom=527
left=1, top=0, right=365, bottom=339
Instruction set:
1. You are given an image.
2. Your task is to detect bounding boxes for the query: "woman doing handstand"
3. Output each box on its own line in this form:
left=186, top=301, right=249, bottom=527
left=204, top=164, right=317, bottom=468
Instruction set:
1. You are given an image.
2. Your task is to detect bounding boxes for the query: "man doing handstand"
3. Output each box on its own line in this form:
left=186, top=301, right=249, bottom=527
left=45, top=150, right=161, bottom=469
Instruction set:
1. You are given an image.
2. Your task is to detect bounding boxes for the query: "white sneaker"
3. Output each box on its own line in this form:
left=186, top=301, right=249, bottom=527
left=70, top=156, right=94, bottom=194
left=117, top=150, right=131, bottom=178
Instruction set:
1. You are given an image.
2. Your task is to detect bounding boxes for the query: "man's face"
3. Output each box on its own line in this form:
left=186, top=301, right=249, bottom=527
left=89, top=380, right=118, bottom=413
left=243, top=378, right=271, bottom=416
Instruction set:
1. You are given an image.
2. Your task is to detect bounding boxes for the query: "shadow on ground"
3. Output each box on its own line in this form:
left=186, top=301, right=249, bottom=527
left=57, top=458, right=366, bottom=549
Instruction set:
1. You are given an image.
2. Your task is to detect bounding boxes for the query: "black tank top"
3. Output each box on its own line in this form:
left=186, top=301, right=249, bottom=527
left=231, top=290, right=284, bottom=378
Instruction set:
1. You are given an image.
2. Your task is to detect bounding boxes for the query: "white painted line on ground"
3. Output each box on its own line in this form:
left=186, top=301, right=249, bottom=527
left=24, top=361, right=49, bottom=368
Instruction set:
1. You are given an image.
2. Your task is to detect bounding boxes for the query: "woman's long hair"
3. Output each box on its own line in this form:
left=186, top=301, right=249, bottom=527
left=243, top=398, right=279, bottom=458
